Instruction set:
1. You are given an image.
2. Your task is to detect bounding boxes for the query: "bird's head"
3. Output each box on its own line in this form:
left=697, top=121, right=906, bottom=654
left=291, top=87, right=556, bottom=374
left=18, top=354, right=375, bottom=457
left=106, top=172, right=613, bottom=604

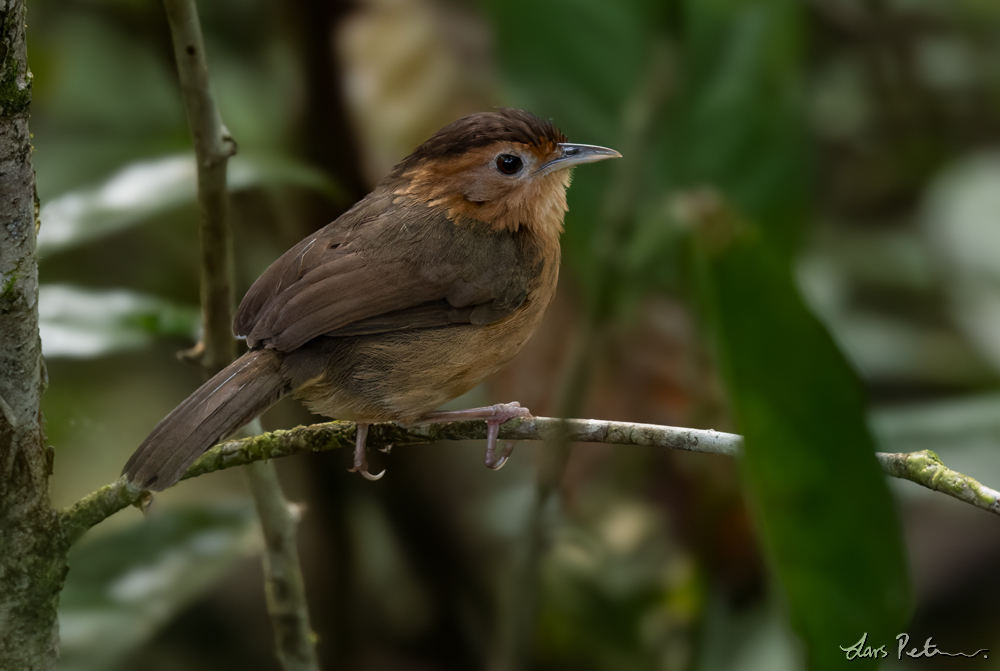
left=389, top=109, right=620, bottom=239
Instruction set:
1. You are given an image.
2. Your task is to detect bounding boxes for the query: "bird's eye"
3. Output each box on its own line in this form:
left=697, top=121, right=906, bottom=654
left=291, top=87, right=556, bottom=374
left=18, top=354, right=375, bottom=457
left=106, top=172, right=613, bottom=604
left=495, top=154, right=523, bottom=175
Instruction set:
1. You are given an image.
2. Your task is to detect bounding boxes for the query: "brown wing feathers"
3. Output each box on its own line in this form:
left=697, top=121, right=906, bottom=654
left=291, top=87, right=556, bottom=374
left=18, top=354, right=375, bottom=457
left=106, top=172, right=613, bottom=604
left=235, top=202, right=541, bottom=351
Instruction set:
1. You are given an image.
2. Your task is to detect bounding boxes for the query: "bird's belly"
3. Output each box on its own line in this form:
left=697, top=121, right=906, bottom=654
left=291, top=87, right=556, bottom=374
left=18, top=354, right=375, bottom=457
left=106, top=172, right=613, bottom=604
left=288, top=299, right=548, bottom=424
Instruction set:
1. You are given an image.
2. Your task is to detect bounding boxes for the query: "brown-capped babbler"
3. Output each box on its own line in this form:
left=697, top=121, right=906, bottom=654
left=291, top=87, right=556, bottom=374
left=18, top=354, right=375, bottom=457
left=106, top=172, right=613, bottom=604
left=123, top=109, right=620, bottom=490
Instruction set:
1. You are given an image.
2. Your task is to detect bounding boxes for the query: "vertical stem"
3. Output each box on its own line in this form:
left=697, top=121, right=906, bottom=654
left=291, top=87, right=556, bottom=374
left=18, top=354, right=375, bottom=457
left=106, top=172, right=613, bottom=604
left=245, top=456, right=319, bottom=671
left=161, top=2, right=320, bottom=669
left=239, top=419, right=321, bottom=671
left=0, top=2, right=68, bottom=669
left=163, top=0, right=237, bottom=372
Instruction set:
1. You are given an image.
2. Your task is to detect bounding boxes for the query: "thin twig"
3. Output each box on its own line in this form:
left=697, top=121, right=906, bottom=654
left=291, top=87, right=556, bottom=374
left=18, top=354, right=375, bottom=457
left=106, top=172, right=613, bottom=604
left=163, top=0, right=236, bottom=371
left=162, top=2, right=319, bottom=669
left=231, top=417, right=320, bottom=671
left=876, top=450, right=1000, bottom=516
left=244, top=459, right=319, bottom=670
left=59, top=416, right=1000, bottom=542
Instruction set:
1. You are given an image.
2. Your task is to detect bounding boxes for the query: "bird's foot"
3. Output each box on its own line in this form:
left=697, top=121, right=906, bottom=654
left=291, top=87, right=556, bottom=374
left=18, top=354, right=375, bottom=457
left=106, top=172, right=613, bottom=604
left=347, top=422, right=385, bottom=481
left=484, top=422, right=516, bottom=471
left=420, top=402, right=531, bottom=471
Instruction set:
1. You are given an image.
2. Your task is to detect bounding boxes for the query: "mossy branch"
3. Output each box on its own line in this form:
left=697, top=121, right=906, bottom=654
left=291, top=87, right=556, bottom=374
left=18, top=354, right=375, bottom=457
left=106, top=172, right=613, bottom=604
left=876, top=450, right=1000, bottom=516
left=62, top=416, right=1000, bottom=545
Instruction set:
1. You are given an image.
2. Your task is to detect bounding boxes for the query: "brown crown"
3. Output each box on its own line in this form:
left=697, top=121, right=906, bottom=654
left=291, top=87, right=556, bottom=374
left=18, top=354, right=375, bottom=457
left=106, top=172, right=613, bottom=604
left=393, top=109, right=567, bottom=175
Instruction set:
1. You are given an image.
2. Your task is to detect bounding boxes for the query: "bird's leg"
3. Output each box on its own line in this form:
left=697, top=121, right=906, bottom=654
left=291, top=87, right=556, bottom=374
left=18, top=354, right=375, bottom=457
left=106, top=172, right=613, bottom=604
left=347, top=422, right=385, bottom=481
left=418, top=402, right=531, bottom=471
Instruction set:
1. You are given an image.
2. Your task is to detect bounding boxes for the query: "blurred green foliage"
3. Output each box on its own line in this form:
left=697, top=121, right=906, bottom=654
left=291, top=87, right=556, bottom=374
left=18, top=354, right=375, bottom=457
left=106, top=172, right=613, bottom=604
left=490, top=0, right=909, bottom=666
left=59, top=506, right=259, bottom=671
left=26, top=0, right=1000, bottom=669
left=699, top=230, right=909, bottom=669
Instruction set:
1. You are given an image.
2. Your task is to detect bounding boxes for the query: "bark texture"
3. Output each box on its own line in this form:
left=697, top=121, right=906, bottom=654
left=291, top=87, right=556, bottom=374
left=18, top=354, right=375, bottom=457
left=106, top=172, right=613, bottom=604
left=0, top=2, right=67, bottom=668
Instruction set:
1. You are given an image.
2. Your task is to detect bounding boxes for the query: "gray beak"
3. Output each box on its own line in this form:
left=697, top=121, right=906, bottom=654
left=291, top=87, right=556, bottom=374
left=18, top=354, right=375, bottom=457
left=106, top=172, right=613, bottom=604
left=538, top=143, right=622, bottom=175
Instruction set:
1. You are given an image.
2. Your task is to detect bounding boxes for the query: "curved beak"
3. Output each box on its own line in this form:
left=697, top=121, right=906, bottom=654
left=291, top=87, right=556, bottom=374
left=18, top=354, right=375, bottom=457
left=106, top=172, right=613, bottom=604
left=538, top=143, right=622, bottom=175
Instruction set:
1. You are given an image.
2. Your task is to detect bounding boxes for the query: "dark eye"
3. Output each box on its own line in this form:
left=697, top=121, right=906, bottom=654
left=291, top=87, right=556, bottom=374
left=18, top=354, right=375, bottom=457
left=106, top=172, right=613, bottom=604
left=495, top=154, right=523, bottom=175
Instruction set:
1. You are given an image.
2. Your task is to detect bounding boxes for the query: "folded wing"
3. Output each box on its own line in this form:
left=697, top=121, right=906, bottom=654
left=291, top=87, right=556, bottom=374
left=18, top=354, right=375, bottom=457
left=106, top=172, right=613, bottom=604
left=234, top=195, right=542, bottom=351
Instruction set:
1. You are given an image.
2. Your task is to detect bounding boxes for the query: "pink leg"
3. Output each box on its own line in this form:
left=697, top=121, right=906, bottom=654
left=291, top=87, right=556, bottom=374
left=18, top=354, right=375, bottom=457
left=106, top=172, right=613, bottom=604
left=419, top=402, right=531, bottom=471
left=347, top=422, right=385, bottom=481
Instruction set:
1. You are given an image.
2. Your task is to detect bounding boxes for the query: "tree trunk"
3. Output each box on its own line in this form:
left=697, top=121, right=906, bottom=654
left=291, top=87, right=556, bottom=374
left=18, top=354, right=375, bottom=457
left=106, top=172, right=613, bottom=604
left=0, top=2, right=67, bottom=668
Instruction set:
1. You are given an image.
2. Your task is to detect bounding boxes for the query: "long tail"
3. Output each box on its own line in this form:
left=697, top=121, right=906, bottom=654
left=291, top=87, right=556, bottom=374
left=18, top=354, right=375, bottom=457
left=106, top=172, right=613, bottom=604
left=123, top=349, right=288, bottom=491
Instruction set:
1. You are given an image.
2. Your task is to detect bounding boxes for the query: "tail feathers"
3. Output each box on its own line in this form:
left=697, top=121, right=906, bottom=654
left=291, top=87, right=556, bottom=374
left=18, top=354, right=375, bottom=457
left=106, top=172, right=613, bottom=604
left=123, top=349, right=288, bottom=491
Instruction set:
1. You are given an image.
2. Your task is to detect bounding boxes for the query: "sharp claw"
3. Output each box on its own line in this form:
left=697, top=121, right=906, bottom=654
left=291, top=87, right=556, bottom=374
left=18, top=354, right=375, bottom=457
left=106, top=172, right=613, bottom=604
left=489, top=441, right=516, bottom=471
left=502, top=440, right=515, bottom=459
left=348, top=461, right=387, bottom=481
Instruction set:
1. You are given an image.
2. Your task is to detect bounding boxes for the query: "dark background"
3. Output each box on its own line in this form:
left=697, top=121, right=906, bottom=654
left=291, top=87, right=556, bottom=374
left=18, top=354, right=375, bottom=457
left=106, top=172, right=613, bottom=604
left=31, top=0, right=1000, bottom=669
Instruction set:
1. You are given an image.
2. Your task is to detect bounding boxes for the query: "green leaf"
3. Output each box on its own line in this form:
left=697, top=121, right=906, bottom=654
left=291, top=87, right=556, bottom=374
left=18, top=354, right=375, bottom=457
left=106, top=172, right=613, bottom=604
left=677, top=4, right=912, bottom=665
left=58, top=506, right=259, bottom=671
left=39, top=285, right=198, bottom=358
left=695, top=221, right=911, bottom=670
left=38, top=153, right=341, bottom=256
left=668, top=0, right=808, bottom=251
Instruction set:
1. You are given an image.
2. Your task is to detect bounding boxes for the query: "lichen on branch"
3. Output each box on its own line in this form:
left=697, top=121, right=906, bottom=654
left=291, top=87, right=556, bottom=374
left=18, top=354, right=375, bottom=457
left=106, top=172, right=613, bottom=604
left=62, top=416, right=1000, bottom=548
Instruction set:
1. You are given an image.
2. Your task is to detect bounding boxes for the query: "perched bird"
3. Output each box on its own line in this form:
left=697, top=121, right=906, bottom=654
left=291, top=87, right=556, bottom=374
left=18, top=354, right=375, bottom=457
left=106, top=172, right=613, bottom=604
left=123, top=108, right=620, bottom=490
